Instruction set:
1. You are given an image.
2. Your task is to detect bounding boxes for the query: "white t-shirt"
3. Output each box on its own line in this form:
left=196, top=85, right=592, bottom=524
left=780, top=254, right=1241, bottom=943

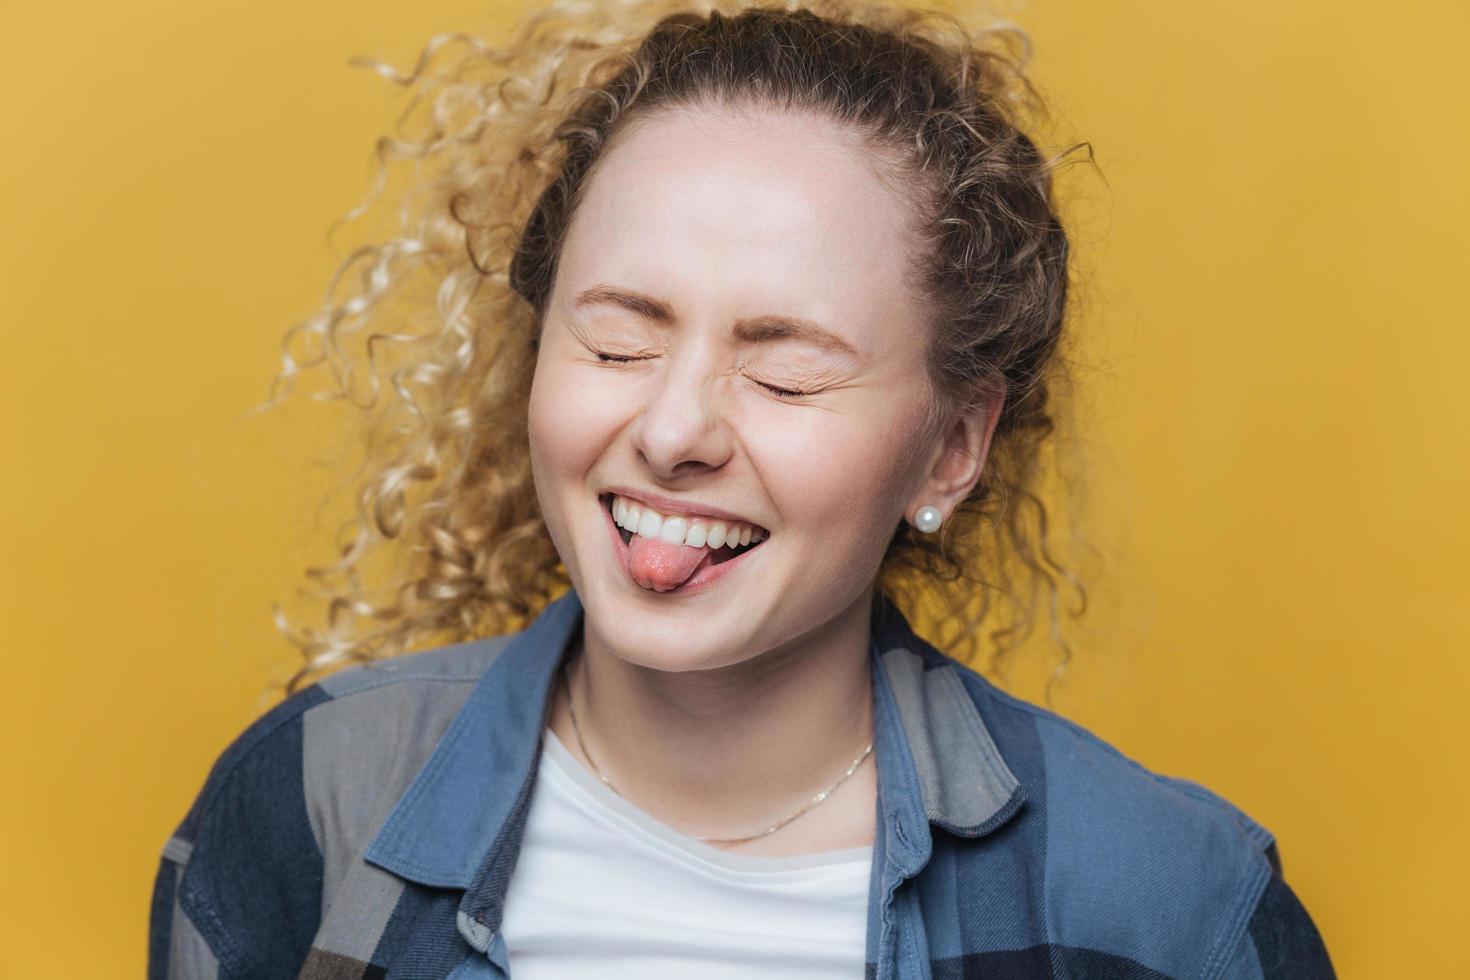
left=499, top=727, right=874, bottom=978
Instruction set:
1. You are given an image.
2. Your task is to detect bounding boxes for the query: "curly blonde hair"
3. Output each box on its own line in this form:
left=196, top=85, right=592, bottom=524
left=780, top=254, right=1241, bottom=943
left=261, top=0, right=1100, bottom=699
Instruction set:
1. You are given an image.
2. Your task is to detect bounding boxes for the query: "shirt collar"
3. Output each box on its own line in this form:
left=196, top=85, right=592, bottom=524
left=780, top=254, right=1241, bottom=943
left=363, top=587, right=1026, bottom=950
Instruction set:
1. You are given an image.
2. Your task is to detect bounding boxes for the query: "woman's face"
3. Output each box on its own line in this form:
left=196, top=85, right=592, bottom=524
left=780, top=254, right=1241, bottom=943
left=528, top=103, right=996, bottom=672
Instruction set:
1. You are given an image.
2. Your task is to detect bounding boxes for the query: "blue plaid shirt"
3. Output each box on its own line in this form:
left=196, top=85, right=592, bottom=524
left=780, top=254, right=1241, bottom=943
left=150, top=587, right=1334, bottom=978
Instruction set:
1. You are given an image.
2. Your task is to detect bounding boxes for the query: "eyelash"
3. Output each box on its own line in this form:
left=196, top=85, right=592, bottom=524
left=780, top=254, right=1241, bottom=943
left=756, top=381, right=811, bottom=400
left=591, top=351, right=814, bottom=399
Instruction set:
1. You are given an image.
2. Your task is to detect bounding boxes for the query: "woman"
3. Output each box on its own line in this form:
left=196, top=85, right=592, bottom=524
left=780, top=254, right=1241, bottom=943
left=149, top=1, right=1335, bottom=977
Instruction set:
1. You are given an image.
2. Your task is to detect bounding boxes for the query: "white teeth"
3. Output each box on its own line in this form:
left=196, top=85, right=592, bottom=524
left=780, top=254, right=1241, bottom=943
left=658, top=516, right=688, bottom=544
left=608, top=494, right=764, bottom=551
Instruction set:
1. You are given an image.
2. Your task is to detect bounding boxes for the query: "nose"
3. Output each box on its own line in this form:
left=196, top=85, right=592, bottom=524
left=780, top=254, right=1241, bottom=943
left=628, top=348, right=735, bottom=481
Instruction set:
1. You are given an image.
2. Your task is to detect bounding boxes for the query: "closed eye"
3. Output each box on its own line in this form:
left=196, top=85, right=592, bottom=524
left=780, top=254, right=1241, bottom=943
left=754, top=379, right=815, bottom=400
left=590, top=349, right=814, bottom=398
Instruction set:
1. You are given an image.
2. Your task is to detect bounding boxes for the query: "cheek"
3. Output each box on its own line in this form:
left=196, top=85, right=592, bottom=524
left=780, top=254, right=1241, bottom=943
left=527, top=365, right=571, bottom=468
left=527, top=356, right=628, bottom=478
left=756, top=412, right=908, bottom=531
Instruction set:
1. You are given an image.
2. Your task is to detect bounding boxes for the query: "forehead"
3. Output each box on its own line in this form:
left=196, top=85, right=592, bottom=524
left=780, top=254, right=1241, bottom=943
left=553, top=103, right=928, bottom=357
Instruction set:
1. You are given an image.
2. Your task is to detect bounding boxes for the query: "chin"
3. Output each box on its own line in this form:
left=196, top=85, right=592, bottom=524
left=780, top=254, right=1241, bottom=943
left=588, top=607, right=750, bottom=673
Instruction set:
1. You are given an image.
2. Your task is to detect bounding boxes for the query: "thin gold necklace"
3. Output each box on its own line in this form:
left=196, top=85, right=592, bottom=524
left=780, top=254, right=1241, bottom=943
left=559, top=657, right=874, bottom=847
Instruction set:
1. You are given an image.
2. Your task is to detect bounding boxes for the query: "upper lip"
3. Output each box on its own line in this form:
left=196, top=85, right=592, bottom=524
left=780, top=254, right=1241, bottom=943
left=602, top=487, right=767, bottom=532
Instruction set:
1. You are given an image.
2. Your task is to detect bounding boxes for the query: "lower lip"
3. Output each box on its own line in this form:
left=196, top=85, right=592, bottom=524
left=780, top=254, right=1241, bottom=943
left=602, top=497, right=765, bottom=597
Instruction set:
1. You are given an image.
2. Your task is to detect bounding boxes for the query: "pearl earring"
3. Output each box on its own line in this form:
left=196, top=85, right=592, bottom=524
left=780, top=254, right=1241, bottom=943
left=913, top=505, right=942, bottom=534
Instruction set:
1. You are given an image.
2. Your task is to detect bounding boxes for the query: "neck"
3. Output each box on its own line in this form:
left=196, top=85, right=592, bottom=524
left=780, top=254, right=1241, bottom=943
left=557, top=586, right=878, bottom=846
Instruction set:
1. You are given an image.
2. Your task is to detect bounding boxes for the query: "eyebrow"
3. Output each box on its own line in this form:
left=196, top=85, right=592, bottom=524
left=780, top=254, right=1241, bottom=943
left=572, top=284, right=860, bottom=359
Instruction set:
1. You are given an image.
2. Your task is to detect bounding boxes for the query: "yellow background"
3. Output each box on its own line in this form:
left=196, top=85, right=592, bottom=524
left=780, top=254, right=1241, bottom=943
left=2, top=0, right=1466, bottom=975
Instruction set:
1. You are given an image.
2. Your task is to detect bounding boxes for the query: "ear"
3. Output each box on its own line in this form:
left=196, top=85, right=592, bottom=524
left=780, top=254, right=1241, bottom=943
left=904, top=389, right=1006, bottom=527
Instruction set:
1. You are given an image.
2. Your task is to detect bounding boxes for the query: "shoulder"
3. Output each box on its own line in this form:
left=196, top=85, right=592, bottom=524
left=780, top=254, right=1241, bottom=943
left=154, top=633, right=516, bottom=978
left=943, top=654, right=1331, bottom=978
left=955, top=660, right=1277, bottom=854
left=172, top=631, right=516, bottom=852
left=296, top=633, right=517, bottom=808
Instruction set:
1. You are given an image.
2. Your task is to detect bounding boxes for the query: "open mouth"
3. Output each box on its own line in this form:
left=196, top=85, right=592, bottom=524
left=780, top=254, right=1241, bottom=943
left=600, top=493, right=767, bottom=565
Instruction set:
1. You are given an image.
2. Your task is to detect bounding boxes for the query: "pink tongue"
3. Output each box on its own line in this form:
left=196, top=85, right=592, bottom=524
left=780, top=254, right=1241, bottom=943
left=626, top=535, right=713, bottom=592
